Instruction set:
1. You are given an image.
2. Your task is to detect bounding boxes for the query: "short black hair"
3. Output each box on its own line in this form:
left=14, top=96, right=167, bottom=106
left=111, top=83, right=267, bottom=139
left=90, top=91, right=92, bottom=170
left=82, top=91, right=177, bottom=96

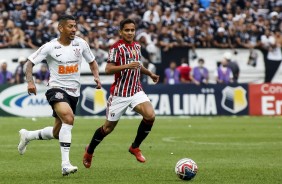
left=198, top=58, right=205, bottom=63
left=120, top=18, right=136, bottom=30
left=58, top=14, right=76, bottom=24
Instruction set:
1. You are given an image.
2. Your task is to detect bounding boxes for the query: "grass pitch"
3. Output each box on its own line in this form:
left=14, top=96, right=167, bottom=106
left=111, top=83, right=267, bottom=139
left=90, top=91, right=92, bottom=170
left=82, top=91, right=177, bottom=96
left=0, top=116, right=281, bottom=184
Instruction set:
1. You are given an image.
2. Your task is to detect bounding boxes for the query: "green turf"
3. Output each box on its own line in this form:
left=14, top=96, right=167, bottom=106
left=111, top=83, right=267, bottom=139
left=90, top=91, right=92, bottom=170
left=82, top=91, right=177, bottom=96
left=0, top=116, right=282, bottom=184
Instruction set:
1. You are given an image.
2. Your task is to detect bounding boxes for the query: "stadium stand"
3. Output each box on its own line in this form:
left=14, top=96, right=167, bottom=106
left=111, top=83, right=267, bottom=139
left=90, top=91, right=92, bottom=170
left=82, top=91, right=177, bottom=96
left=0, top=0, right=281, bottom=84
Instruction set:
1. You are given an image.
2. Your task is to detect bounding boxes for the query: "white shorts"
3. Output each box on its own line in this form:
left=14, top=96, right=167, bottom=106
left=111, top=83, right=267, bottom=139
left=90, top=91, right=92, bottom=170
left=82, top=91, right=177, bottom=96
left=106, top=91, right=150, bottom=121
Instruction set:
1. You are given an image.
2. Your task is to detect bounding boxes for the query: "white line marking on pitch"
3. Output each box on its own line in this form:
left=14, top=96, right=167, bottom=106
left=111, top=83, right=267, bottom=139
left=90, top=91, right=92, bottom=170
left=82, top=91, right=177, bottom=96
left=162, top=137, right=282, bottom=146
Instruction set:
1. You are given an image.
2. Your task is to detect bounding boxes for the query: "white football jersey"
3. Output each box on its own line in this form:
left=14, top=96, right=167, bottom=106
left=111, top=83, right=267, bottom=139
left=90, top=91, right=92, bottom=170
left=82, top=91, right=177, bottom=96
left=28, top=36, right=95, bottom=97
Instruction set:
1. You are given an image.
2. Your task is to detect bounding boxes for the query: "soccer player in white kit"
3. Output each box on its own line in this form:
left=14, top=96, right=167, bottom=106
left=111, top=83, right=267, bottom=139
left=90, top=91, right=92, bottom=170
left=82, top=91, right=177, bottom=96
left=17, top=15, right=101, bottom=176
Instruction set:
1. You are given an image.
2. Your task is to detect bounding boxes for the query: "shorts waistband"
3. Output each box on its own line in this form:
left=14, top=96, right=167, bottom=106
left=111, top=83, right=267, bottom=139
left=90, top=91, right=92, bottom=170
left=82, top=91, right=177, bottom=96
left=51, top=86, right=77, bottom=93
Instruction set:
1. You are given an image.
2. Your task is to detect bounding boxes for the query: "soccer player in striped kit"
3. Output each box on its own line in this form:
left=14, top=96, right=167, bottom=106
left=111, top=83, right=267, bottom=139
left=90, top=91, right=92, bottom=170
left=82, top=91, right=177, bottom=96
left=83, top=18, right=159, bottom=168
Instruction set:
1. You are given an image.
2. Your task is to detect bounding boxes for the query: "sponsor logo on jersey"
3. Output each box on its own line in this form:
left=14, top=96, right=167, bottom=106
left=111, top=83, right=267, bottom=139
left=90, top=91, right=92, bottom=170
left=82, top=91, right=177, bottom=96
left=221, top=86, right=247, bottom=113
left=72, top=43, right=79, bottom=46
left=55, top=46, right=61, bottom=49
left=0, top=84, right=52, bottom=117
left=58, top=64, right=78, bottom=74
left=81, top=86, right=107, bottom=114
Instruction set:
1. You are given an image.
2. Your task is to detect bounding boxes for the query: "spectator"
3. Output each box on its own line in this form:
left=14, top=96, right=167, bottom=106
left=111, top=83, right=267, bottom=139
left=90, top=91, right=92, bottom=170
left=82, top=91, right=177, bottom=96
left=213, top=27, right=230, bottom=48
left=137, top=29, right=159, bottom=62
left=190, top=58, right=209, bottom=85
left=0, top=61, right=14, bottom=84
left=10, top=26, right=25, bottom=48
left=35, top=63, right=50, bottom=84
left=158, top=26, right=176, bottom=52
left=223, top=52, right=240, bottom=83
left=143, top=4, right=160, bottom=25
left=164, top=61, right=180, bottom=84
left=0, top=20, right=10, bottom=48
left=215, top=58, right=233, bottom=84
left=184, top=27, right=198, bottom=59
left=26, top=29, right=48, bottom=48
left=2, top=11, right=14, bottom=31
left=137, top=34, right=151, bottom=62
left=14, top=56, right=27, bottom=84
left=161, top=7, right=175, bottom=26
left=269, top=11, right=281, bottom=32
left=141, top=60, right=156, bottom=84
left=261, top=29, right=282, bottom=82
left=9, top=1, right=24, bottom=27
left=177, top=58, right=191, bottom=83
left=22, top=0, right=37, bottom=21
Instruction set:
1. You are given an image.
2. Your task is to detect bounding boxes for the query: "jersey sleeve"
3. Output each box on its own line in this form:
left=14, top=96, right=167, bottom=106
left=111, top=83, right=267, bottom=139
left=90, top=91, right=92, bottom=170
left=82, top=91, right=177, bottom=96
left=107, top=47, right=119, bottom=64
left=81, top=40, right=95, bottom=63
left=28, top=43, right=51, bottom=65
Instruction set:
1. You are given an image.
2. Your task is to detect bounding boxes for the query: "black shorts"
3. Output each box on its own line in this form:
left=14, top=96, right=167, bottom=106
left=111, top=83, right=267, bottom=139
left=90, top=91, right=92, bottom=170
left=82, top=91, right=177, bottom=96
left=45, top=88, right=78, bottom=117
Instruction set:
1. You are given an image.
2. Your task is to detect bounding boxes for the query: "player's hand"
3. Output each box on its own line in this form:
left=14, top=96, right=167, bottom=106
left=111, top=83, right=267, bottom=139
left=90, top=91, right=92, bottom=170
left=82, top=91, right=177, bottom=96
left=94, top=78, right=102, bottom=89
left=27, top=82, right=37, bottom=95
left=150, top=73, right=159, bottom=83
left=127, top=61, right=140, bottom=69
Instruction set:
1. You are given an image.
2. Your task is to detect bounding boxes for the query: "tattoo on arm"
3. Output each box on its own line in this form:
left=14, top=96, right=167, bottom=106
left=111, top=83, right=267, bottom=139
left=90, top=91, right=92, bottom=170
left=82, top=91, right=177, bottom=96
left=25, top=60, right=34, bottom=82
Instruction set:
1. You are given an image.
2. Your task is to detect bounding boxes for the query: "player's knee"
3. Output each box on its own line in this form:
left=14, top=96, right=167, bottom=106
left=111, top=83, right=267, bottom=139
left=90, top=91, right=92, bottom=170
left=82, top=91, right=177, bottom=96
left=143, top=112, right=155, bottom=124
left=103, top=124, right=115, bottom=135
left=62, top=114, right=74, bottom=125
left=53, top=133, right=59, bottom=139
left=143, top=116, right=155, bottom=125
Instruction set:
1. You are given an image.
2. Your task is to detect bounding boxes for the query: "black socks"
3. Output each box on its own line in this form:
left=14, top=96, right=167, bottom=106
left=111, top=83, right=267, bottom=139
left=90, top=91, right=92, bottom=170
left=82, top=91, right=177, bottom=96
left=87, top=126, right=106, bottom=154
left=132, top=119, right=154, bottom=149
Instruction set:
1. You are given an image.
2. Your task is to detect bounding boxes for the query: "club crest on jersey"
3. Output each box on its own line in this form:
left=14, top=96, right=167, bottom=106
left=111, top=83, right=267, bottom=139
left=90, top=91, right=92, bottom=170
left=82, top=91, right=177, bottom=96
left=132, top=50, right=137, bottom=57
left=73, top=48, right=81, bottom=57
left=55, top=92, right=64, bottom=99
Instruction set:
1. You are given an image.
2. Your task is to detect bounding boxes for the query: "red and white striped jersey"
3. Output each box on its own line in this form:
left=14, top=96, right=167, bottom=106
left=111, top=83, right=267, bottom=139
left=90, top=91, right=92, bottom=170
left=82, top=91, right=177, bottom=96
left=108, top=39, right=143, bottom=97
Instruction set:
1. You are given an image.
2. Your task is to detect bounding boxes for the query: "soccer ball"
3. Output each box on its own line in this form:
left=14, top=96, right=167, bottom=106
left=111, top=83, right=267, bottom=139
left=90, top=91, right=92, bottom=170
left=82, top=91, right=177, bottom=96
left=175, top=158, right=198, bottom=181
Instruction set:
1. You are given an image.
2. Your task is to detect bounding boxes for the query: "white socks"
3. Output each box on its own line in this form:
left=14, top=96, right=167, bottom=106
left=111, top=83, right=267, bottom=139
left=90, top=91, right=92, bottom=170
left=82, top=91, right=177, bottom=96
left=27, top=127, right=54, bottom=140
left=59, top=123, right=73, bottom=166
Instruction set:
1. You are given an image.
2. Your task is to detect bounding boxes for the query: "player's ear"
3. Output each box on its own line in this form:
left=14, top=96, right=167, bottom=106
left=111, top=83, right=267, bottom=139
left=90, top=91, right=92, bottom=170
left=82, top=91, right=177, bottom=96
left=58, top=24, right=63, bottom=33
left=118, top=30, right=122, bottom=36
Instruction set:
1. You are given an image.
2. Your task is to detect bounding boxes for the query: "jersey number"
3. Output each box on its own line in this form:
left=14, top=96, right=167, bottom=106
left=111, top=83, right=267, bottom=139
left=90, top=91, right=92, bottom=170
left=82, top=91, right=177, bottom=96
left=58, top=64, right=78, bottom=74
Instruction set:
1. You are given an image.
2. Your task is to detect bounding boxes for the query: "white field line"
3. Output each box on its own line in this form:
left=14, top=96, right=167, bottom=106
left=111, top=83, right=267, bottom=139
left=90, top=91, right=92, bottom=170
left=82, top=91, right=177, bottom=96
left=162, top=137, right=282, bottom=146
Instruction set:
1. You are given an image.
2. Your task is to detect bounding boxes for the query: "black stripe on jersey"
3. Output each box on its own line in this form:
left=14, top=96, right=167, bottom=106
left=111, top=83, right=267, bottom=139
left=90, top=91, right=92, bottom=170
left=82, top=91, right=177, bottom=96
left=117, top=45, right=129, bottom=96
left=114, top=46, right=124, bottom=96
left=127, top=46, right=137, bottom=96
left=121, top=45, right=131, bottom=97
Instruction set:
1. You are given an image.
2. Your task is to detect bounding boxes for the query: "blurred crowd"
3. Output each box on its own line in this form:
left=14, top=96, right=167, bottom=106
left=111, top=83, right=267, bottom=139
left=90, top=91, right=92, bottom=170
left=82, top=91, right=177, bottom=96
left=0, top=0, right=281, bottom=85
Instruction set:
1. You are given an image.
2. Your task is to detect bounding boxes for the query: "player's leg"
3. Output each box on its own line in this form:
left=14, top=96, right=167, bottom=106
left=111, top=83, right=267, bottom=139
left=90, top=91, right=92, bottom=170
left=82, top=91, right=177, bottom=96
left=17, top=118, right=60, bottom=155
left=83, top=120, right=118, bottom=168
left=129, top=92, right=155, bottom=163
left=53, top=101, right=78, bottom=176
left=83, top=95, right=127, bottom=168
left=132, top=101, right=155, bottom=148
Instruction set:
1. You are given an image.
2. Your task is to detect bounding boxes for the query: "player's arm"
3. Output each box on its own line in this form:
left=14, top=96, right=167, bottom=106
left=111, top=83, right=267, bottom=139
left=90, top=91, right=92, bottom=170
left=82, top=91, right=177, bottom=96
left=25, top=60, right=37, bottom=95
left=140, top=65, right=159, bottom=83
left=89, top=60, right=101, bottom=89
left=105, top=62, right=140, bottom=74
left=26, top=43, right=50, bottom=95
left=105, top=47, right=141, bottom=74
